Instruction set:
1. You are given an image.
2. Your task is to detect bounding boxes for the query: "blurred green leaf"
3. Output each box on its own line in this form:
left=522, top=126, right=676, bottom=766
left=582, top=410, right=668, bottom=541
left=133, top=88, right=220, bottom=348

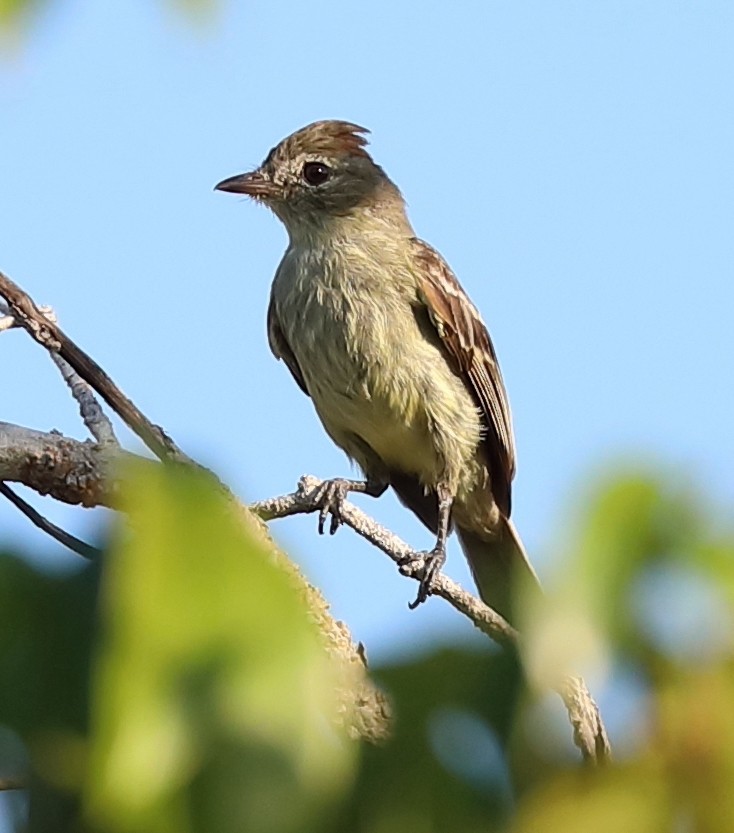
left=696, top=536, right=734, bottom=608
left=167, top=0, right=217, bottom=21
left=512, top=763, right=670, bottom=833
left=0, top=0, right=216, bottom=42
left=0, top=553, right=97, bottom=737
left=516, top=466, right=734, bottom=832
left=84, top=463, right=355, bottom=833
left=525, top=468, right=734, bottom=686
left=327, top=646, right=523, bottom=833
left=0, top=551, right=100, bottom=831
left=512, top=663, right=734, bottom=833
left=4, top=459, right=734, bottom=832
left=0, top=0, right=45, bottom=30
left=656, top=662, right=734, bottom=832
left=574, top=472, right=699, bottom=634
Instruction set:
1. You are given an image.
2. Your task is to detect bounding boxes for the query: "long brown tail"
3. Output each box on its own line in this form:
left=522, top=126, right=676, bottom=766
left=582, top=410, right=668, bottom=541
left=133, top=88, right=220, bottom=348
left=456, top=518, right=541, bottom=624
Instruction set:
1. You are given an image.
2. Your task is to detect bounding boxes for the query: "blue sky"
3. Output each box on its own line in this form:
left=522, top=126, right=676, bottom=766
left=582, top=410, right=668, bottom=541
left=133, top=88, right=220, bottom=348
left=2, top=0, right=733, bottom=681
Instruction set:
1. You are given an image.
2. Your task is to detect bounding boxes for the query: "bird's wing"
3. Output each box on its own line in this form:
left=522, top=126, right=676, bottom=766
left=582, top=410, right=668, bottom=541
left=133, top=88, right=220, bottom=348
left=411, top=238, right=516, bottom=516
left=267, top=295, right=309, bottom=396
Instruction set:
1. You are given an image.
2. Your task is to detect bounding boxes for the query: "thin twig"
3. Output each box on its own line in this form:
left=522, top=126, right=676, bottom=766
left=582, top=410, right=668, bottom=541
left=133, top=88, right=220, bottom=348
left=50, top=352, right=118, bottom=446
left=0, top=482, right=101, bottom=560
left=1, top=298, right=114, bottom=548
left=559, top=675, right=611, bottom=763
left=252, top=474, right=612, bottom=763
left=0, top=271, right=189, bottom=465
left=254, top=475, right=519, bottom=645
left=0, top=301, right=112, bottom=443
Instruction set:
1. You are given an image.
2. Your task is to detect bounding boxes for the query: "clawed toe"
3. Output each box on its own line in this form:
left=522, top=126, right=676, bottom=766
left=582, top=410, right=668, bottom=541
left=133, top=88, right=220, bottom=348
left=315, top=479, right=350, bottom=535
left=310, top=475, right=449, bottom=609
left=406, top=546, right=446, bottom=610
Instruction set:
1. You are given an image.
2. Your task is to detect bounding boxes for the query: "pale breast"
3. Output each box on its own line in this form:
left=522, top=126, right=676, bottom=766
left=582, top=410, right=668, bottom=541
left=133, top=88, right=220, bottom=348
left=271, top=243, right=484, bottom=486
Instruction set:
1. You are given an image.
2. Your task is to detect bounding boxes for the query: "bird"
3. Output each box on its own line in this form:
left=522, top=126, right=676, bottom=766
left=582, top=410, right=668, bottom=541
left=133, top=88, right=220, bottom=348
left=215, top=120, right=540, bottom=622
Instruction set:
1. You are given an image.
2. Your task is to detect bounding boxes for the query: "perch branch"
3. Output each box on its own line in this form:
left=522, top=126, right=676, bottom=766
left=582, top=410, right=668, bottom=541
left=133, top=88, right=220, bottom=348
left=252, top=475, right=612, bottom=763
left=253, top=474, right=519, bottom=647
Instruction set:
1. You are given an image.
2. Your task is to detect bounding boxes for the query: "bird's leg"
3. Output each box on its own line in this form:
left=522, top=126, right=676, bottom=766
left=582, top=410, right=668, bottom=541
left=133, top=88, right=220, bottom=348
left=314, top=475, right=388, bottom=536
left=405, top=482, right=453, bottom=609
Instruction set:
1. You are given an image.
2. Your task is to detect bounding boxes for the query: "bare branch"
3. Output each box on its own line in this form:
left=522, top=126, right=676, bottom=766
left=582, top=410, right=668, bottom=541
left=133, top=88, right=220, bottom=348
left=0, top=482, right=100, bottom=560
left=254, top=475, right=519, bottom=645
left=558, top=675, right=611, bottom=764
left=0, top=422, right=609, bottom=757
left=0, top=300, right=114, bottom=444
left=252, top=474, right=612, bottom=763
left=50, top=353, right=118, bottom=446
left=0, top=271, right=189, bottom=465
left=0, top=421, right=130, bottom=508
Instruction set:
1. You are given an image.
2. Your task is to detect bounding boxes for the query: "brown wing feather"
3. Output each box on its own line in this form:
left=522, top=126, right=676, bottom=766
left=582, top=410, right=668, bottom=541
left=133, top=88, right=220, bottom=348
left=267, top=296, right=309, bottom=396
left=411, top=238, right=516, bottom=516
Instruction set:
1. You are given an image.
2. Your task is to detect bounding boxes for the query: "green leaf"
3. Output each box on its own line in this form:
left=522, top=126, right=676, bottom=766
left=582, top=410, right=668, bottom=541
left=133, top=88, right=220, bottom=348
left=84, top=463, right=355, bottom=833
left=512, top=763, right=670, bottom=833
left=329, top=646, right=524, bottom=833
left=0, top=0, right=46, bottom=30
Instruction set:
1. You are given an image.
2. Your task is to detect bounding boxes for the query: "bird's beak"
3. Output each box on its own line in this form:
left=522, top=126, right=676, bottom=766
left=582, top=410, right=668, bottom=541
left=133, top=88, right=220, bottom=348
left=214, top=170, right=275, bottom=198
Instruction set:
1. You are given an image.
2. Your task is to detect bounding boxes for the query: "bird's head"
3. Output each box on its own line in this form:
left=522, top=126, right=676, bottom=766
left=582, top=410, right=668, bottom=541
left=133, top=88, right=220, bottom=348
left=215, top=120, right=404, bottom=237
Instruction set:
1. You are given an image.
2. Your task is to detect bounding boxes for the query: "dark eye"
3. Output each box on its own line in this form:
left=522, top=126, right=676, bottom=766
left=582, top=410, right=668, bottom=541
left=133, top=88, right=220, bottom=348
left=302, top=162, right=331, bottom=186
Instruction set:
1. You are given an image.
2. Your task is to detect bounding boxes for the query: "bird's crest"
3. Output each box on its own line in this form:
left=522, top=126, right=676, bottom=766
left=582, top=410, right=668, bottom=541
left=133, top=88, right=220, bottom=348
left=270, top=120, right=371, bottom=163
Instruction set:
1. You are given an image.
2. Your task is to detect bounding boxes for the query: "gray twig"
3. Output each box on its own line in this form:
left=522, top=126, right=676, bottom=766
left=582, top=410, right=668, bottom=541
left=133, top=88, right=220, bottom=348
left=252, top=474, right=612, bottom=763
left=0, top=482, right=100, bottom=560
left=559, top=675, right=611, bottom=763
left=0, top=301, right=113, bottom=445
left=0, top=271, right=190, bottom=465
left=253, top=473, right=519, bottom=646
left=50, top=352, right=118, bottom=446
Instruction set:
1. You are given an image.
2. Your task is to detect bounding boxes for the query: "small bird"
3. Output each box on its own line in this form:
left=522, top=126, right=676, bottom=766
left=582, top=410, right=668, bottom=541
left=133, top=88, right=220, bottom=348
left=216, top=120, right=539, bottom=621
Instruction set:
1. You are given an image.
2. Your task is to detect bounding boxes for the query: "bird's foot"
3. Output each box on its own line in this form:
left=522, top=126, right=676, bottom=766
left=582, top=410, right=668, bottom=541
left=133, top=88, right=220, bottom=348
left=313, top=478, right=360, bottom=536
left=400, top=544, right=447, bottom=609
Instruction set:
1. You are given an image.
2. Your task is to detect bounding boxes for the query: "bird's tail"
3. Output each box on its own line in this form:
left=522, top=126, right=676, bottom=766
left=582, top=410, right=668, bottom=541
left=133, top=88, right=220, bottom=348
left=456, top=517, right=541, bottom=625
